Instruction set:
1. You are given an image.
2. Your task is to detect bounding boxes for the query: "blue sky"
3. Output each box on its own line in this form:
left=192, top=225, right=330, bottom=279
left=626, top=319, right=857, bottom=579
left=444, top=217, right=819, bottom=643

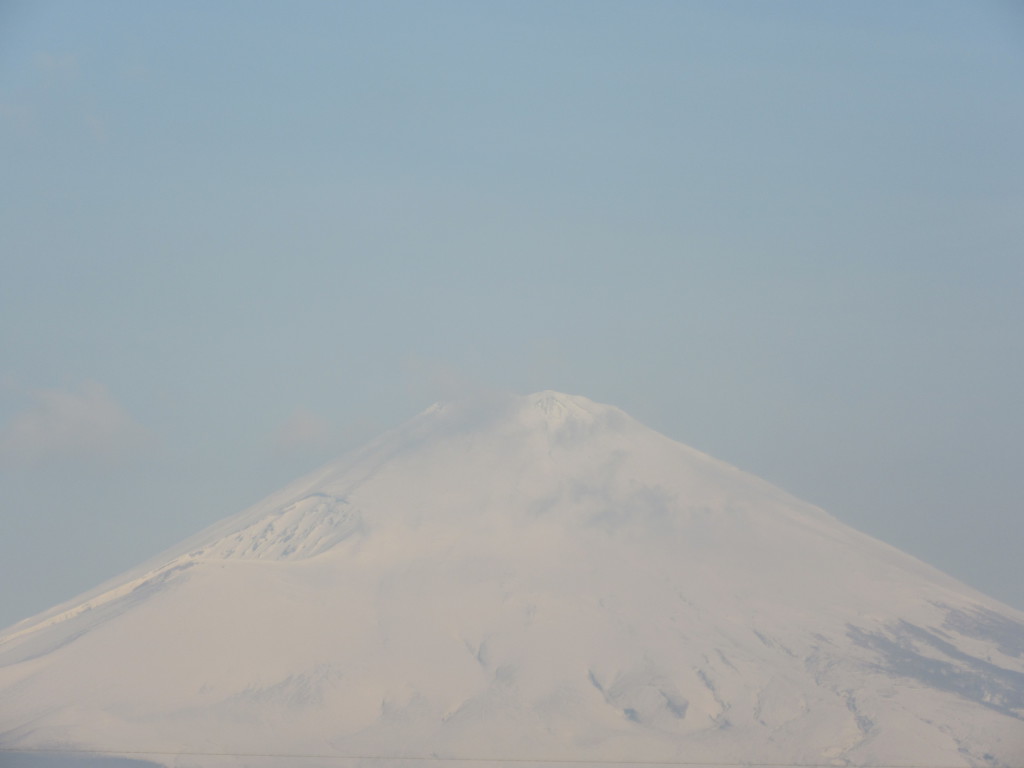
left=1, top=1, right=1023, bottom=627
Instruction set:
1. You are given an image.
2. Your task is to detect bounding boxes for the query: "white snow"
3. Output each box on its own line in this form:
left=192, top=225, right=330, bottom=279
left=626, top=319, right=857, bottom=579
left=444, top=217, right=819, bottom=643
left=1, top=391, right=1022, bottom=767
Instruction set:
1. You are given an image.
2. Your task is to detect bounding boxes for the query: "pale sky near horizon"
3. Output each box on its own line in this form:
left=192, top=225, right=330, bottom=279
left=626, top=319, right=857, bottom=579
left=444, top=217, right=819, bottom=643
left=1, top=1, right=1022, bottom=628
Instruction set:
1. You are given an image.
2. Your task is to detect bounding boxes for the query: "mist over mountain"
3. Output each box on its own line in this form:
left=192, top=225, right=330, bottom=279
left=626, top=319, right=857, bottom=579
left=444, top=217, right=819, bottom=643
left=2, top=392, right=1022, bottom=767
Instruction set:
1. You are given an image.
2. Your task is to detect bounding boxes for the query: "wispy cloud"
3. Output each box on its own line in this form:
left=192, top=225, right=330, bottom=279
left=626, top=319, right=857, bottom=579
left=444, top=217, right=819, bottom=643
left=0, top=100, right=35, bottom=134
left=33, top=51, right=80, bottom=83
left=1, top=51, right=107, bottom=143
left=0, top=381, right=150, bottom=469
left=85, top=108, right=107, bottom=143
left=271, top=408, right=332, bottom=453
left=403, top=355, right=483, bottom=405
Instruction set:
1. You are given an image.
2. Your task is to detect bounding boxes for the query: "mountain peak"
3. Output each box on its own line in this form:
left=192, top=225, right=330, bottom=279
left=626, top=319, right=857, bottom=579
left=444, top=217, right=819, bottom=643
left=415, top=390, right=629, bottom=443
left=517, top=390, right=620, bottom=432
left=528, top=389, right=601, bottom=413
left=2, top=392, right=1022, bottom=766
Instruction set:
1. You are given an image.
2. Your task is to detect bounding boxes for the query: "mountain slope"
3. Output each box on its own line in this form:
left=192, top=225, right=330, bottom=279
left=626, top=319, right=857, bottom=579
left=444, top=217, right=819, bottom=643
left=1, top=391, right=1022, bottom=767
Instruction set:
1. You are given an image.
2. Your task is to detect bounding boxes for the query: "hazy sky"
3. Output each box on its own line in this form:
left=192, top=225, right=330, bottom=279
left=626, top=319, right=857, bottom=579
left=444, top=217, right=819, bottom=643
left=1, top=1, right=1022, bottom=629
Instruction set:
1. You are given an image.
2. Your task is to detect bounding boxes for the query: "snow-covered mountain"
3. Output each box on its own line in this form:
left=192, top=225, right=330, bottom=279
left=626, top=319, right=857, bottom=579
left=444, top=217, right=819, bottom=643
left=2, top=391, right=1022, bottom=767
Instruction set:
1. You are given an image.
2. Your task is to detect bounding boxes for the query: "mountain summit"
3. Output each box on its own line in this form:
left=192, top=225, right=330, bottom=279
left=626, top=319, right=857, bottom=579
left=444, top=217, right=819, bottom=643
left=2, top=392, right=1022, bottom=767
